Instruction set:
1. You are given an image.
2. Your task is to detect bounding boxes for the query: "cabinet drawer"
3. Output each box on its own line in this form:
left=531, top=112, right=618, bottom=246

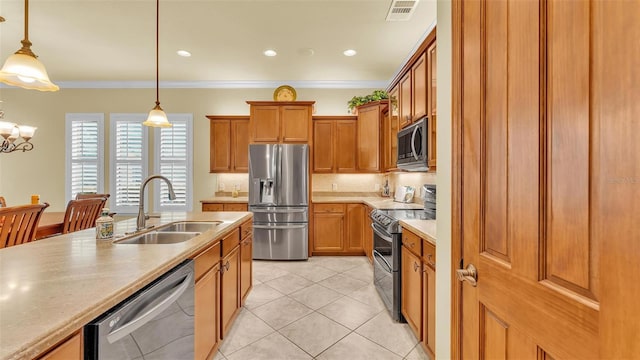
left=202, top=203, right=224, bottom=212
left=314, top=203, right=345, bottom=213
left=240, top=220, right=253, bottom=239
left=194, top=242, right=221, bottom=281
left=402, top=229, right=422, bottom=257
left=223, top=203, right=248, bottom=211
left=221, top=228, right=240, bottom=257
left=423, top=240, right=436, bottom=268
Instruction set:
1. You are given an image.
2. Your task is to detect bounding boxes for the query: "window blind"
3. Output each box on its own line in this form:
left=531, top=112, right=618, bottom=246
left=65, top=114, right=104, bottom=202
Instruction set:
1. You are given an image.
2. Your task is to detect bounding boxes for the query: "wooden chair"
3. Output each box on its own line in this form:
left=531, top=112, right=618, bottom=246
left=0, top=203, right=50, bottom=248
left=0, top=196, right=6, bottom=207
left=75, top=193, right=110, bottom=201
left=61, top=198, right=106, bottom=234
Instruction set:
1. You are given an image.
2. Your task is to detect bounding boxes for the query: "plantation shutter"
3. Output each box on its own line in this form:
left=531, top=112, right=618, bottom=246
left=65, top=114, right=105, bottom=202
left=110, top=114, right=148, bottom=214
left=154, top=114, right=193, bottom=212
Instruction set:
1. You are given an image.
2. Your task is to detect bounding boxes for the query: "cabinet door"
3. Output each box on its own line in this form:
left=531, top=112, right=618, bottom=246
left=220, top=246, right=240, bottom=338
left=281, top=106, right=310, bottom=142
left=195, top=264, right=220, bottom=360
left=313, top=120, right=334, bottom=172
left=251, top=106, right=280, bottom=142
left=345, top=204, right=364, bottom=252
left=363, top=206, right=373, bottom=263
left=427, top=43, right=437, bottom=169
left=335, top=120, right=357, bottom=173
left=240, top=236, right=253, bottom=304
left=210, top=120, right=231, bottom=172
left=401, top=246, right=422, bottom=339
left=232, top=120, right=249, bottom=172
left=313, top=213, right=344, bottom=252
left=412, top=52, right=427, bottom=121
left=357, top=106, right=381, bottom=172
left=387, top=86, right=400, bottom=170
left=202, top=203, right=224, bottom=212
left=422, top=263, right=436, bottom=358
left=38, top=332, right=82, bottom=360
left=399, top=72, right=413, bottom=129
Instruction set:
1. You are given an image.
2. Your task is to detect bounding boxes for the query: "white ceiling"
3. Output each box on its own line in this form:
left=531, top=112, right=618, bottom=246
left=0, top=0, right=437, bottom=88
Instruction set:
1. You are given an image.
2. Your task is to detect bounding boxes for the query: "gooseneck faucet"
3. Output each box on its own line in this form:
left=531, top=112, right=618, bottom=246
left=137, top=175, right=177, bottom=231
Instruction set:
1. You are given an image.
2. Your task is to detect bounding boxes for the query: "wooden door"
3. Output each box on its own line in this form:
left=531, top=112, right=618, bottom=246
left=335, top=120, right=357, bottom=172
left=356, top=105, right=381, bottom=172
left=398, top=72, right=412, bottom=129
left=232, top=119, right=249, bottom=172
left=195, top=264, right=220, bottom=360
left=363, top=205, right=373, bottom=263
left=209, top=119, right=231, bottom=172
left=220, top=246, right=240, bottom=338
left=401, top=246, right=422, bottom=339
left=454, top=0, right=640, bottom=358
left=240, top=235, right=253, bottom=304
left=313, top=213, right=343, bottom=252
left=281, top=105, right=310, bottom=143
left=251, top=106, right=280, bottom=142
left=426, top=42, right=437, bottom=170
left=411, top=52, right=427, bottom=121
left=313, top=120, right=334, bottom=173
left=345, top=203, right=364, bottom=253
left=422, top=260, right=435, bottom=358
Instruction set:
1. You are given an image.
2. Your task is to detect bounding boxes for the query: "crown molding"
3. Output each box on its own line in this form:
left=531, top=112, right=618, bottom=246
left=1, top=80, right=388, bottom=90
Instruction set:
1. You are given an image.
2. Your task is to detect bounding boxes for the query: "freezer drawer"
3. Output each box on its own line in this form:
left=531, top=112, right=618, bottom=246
left=250, top=206, right=308, bottom=223
left=252, top=223, right=308, bottom=260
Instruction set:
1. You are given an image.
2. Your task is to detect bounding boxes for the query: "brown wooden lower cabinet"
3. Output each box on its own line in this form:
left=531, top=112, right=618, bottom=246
left=240, top=235, right=253, bottom=304
left=363, top=205, right=373, bottom=264
left=312, top=203, right=364, bottom=256
left=202, top=203, right=248, bottom=212
left=195, top=262, right=221, bottom=360
left=220, top=245, right=240, bottom=338
left=422, top=260, right=436, bottom=358
left=37, top=332, right=82, bottom=360
left=401, top=245, right=423, bottom=339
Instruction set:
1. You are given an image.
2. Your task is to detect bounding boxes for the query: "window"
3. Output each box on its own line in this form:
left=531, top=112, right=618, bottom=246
left=109, top=114, right=148, bottom=214
left=154, top=114, right=193, bottom=212
left=65, top=114, right=105, bottom=202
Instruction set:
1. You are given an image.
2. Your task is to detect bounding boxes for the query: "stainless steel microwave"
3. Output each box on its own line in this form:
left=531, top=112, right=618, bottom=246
left=397, top=117, right=429, bottom=171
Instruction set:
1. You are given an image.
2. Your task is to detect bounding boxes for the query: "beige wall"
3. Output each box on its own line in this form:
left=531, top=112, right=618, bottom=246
left=0, top=87, right=375, bottom=211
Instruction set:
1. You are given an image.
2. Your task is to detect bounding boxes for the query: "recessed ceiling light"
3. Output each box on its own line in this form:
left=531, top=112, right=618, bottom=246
left=264, top=49, right=277, bottom=57
left=177, top=50, right=191, bottom=57
left=343, top=49, right=357, bottom=57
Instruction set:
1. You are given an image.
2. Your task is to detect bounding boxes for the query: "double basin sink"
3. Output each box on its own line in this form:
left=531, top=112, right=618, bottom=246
left=115, top=221, right=223, bottom=245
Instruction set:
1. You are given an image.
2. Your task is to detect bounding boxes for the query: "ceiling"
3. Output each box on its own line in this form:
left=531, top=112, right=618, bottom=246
left=0, top=0, right=437, bottom=88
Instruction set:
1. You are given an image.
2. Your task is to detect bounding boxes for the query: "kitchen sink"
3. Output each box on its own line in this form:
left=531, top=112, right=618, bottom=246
left=115, top=231, right=201, bottom=245
left=157, top=221, right=223, bottom=233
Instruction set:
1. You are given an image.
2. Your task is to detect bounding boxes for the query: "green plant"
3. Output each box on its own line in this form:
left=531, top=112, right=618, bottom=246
left=347, top=90, right=389, bottom=112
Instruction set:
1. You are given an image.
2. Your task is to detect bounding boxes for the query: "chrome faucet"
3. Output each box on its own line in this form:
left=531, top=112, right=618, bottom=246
left=137, top=175, right=177, bottom=231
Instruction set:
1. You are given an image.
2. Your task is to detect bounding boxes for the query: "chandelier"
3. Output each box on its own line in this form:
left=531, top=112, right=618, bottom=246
left=0, top=103, right=37, bottom=153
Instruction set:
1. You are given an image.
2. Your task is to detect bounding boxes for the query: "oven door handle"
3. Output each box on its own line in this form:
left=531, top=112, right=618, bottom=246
left=373, top=250, right=393, bottom=273
left=371, top=223, right=393, bottom=242
left=253, top=224, right=307, bottom=230
left=106, top=271, right=193, bottom=344
left=411, top=125, right=420, bottom=160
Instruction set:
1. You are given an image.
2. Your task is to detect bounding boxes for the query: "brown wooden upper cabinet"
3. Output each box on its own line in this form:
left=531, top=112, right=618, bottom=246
left=412, top=53, right=428, bottom=121
left=399, top=72, right=412, bottom=129
left=356, top=101, right=386, bottom=173
left=208, top=116, right=249, bottom=173
left=426, top=42, right=437, bottom=170
left=247, top=101, right=315, bottom=143
left=312, top=116, right=357, bottom=173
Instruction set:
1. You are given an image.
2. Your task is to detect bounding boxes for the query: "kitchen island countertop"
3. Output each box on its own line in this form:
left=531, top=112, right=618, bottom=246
left=0, top=211, right=252, bottom=360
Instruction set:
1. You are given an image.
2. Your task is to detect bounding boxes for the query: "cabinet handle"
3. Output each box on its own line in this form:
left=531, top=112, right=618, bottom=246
left=225, top=261, right=231, bottom=271
left=220, top=265, right=225, bottom=275
left=413, top=262, right=420, bottom=272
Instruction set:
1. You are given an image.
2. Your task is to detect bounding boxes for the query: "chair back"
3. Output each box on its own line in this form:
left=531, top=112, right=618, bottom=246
left=0, top=203, right=50, bottom=248
left=75, top=193, right=110, bottom=201
left=62, top=198, right=106, bottom=234
left=0, top=196, right=6, bottom=208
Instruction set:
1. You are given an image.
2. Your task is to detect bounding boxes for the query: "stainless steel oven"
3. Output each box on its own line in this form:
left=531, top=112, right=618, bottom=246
left=371, top=221, right=403, bottom=321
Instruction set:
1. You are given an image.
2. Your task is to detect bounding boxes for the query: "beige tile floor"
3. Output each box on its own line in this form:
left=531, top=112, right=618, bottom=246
left=215, top=256, right=431, bottom=360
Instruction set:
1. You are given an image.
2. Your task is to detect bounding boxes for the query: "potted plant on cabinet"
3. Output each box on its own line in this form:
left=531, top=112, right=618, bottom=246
left=347, top=90, right=389, bottom=114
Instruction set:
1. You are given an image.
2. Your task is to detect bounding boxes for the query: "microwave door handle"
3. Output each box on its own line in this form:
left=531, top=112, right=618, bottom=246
left=410, top=125, right=419, bottom=160
left=106, top=271, right=193, bottom=344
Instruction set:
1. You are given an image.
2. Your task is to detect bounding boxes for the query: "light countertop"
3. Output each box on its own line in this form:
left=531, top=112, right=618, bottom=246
left=0, top=212, right=252, bottom=360
left=312, top=196, right=424, bottom=210
left=401, top=219, right=437, bottom=245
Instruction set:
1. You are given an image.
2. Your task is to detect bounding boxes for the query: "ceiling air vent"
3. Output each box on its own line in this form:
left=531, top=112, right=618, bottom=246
left=386, top=0, right=420, bottom=21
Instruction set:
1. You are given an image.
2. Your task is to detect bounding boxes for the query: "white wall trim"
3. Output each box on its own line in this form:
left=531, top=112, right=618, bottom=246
left=23, top=80, right=389, bottom=90
left=386, top=19, right=438, bottom=87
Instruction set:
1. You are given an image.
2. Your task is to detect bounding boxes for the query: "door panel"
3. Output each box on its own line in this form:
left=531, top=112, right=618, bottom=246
left=281, top=106, right=310, bottom=142
left=313, top=121, right=334, bottom=173
left=335, top=120, right=357, bottom=172
left=210, top=120, right=231, bottom=172
left=232, top=120, right=249, bottom=172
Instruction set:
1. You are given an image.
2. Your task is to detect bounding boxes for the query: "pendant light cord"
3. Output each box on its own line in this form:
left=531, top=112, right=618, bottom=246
left=155, top=0, right=160, bottom=106
left=24, top=0, right=29, bottom=41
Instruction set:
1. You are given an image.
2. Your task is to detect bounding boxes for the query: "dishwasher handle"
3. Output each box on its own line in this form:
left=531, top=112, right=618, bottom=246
left=106, top=271, right=193, bottom=344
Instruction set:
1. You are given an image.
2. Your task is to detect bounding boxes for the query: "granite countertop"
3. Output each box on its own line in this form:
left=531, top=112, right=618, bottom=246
left=401, top=219, right=437, bottom=245
left=0, top=212, right=252, bottom=360
left=200, top=196, right=249, bottom=203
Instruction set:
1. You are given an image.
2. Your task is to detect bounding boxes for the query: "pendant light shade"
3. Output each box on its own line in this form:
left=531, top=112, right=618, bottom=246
left=143, top=0, right=171, bottom=128
left=0, top=0, right=59, bottom=92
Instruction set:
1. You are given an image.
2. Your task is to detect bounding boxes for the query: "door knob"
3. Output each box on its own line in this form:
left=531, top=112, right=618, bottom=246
left=456, top=264, right=477, bottom=287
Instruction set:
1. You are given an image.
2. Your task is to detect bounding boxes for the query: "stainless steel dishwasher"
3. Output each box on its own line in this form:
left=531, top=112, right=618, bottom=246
left=84, top=260, right=195, bottom=359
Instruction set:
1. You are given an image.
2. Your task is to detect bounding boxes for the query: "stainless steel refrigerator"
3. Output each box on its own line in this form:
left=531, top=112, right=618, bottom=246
left=249, top=144, right=309, bottom=260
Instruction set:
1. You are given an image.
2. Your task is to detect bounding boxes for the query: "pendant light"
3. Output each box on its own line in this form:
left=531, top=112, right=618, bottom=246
left=143, top=0, right=171, bottom=127
left=0, top=0, right=59, bottom=92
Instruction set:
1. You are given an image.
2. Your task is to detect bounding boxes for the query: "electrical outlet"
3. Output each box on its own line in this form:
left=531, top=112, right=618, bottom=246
left=219, top=183, right=225, bottom=191
left=374, top=183, right=380, bottom=191
left=332, top=183, right=338, bottom=191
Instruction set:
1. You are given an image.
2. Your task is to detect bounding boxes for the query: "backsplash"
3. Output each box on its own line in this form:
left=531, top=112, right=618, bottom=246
left=388, top=172, right=437, bottom=200
left=312, top=174, right=384, bottom=192
left=215, top=174, right=249, bottom=193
